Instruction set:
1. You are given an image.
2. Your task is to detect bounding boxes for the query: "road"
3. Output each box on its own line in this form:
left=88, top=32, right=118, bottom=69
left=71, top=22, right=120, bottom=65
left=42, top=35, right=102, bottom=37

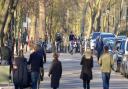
left=0, top=53, right=128, bottom=89
left=40, top=53, right=128, bottom=89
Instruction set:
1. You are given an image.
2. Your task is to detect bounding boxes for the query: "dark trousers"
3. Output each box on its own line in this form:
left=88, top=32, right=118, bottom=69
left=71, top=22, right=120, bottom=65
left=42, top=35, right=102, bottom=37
left=14, top=85, right=23, bottom=89
left=53, top=87, right=57, bottom=89
left=102, top=72, right=110, bottom=89
left=83, top=80, right=90, bottom=89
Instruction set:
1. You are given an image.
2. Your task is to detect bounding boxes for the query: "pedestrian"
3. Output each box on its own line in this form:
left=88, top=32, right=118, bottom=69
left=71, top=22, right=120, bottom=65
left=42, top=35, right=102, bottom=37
left=36, top=43, right=46, bottom=81
left=28, top=45, right=43, bottom=89
left=69, top=31, right=75, bottom=52
left=80, top=48, right=93, bottom=89
left=48, top=53, right=62, bottom=89
left=99, top=45, right=114, bottom=89
left=13, top=50, right=30, bottom=89
left=95, top=37, right=104, bottom=60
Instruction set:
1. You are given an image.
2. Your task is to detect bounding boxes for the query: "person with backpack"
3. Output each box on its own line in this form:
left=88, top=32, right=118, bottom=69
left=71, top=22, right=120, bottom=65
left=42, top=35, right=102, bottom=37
left=80, top=48, right=93, bottom=89
left=13, top=50, right=30, bottom=89
left=99, top=45, right=114, bottom=89
left=28, top=45, right=43, bottom=89
left=48, top=53, right=62, bottom=89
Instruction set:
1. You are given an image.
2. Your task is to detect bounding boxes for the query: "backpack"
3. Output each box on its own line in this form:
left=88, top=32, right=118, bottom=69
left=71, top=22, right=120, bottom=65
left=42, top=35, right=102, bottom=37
left=13, top=57, right=31, bottom=88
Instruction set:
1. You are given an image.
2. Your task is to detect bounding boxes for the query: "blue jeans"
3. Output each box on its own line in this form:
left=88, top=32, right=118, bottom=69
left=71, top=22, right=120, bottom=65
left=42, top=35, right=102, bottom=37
left=31, top=72, right=40, bottom=89
left=102, top=72, right=110, bottom=89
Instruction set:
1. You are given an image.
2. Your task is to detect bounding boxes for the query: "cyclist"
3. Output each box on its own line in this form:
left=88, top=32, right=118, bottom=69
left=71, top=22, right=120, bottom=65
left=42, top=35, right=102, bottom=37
left=69, top=31, right=75, bottom=54
left=55, top=32, right=62, bottom=52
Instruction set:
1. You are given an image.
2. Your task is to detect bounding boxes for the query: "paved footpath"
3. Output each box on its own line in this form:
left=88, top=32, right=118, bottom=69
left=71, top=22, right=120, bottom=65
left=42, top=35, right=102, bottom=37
left=1, top=53, right=128, bottom=89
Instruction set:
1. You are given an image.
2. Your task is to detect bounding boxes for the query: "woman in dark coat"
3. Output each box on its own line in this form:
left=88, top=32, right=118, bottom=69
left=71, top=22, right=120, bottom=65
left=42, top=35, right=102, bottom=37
left=13, top=50, right=29, bottom=89
left=48, top=53, right=62, bottom=89
left=80, top=48, right=93, bottom=89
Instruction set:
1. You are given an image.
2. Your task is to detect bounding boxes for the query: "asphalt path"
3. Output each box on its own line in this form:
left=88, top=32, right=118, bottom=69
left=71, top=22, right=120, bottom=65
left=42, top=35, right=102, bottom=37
left=40, top=53, right=128, bottom=89
left=1, top=53, right=128, bottom=89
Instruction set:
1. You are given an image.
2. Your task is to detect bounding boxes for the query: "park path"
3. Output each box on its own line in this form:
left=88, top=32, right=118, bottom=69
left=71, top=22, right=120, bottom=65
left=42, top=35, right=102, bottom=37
left=1, top=53, right=128, bottom=89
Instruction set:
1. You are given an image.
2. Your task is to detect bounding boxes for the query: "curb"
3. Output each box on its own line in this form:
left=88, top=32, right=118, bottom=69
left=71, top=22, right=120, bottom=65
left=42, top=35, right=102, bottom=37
left=0, top=86, right=13, bottom=89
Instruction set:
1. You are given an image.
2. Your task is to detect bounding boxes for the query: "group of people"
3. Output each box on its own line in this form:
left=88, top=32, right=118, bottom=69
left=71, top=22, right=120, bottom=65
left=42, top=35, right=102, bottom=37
left=11, top=40, right=114, bottom=89
left=81, top=45, right=114, bottom=89
left=12, top=43, right=62, bottom=89
left=55, top=31, right=81, bottom=53
left=0, top=33, right=113, bottom=89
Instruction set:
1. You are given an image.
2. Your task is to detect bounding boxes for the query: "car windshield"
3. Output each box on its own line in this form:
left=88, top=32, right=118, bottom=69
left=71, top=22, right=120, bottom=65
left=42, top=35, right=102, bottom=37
left=103, top=38, right=115, bottom=44
left=101, top=34, right=115, bottom=39
left=92, top=33, right=100, bottom=39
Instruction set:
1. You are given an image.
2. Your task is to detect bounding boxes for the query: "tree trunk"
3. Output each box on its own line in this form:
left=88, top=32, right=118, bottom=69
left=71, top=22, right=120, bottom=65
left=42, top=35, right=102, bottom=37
left=81, top=1, right=89, bottom=36
left=113, top=0, right=124, bottom=34
left=0, top=0, right=12, bottom=46
left=96, top=10, right=101, bottom=32
left=39, top=0, right=45, bottom=39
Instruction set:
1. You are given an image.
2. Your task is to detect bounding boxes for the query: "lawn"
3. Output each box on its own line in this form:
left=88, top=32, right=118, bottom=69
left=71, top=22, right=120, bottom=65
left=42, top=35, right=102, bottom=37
left=0, top=66, right=10, bottom=84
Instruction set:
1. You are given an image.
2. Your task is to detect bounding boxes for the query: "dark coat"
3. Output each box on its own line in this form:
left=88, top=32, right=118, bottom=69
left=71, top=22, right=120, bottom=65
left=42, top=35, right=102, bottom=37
left=49, top=60, right=62, bottom=88
left=95, top=40, right=103, bottom=56
left=13, top=57, right=30, bottom=87
left=80, top=56, right=93, bottom=81
left=28, top=51, right=43, bottom=72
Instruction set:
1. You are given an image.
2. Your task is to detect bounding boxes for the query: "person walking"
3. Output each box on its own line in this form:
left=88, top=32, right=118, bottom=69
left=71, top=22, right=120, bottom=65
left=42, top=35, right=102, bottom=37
left=28, top=45, right=43, bottom=89
left=36, top=43, right=46, bottom=81
left=99, top=45, right=114, bottom=89
left=80, top=48, right=93, bottom=89
left=13, top=50, right=30, bottom=89
left=95, top=37, right=104, bottom=60
left=48, top=53, right=62, bottom=89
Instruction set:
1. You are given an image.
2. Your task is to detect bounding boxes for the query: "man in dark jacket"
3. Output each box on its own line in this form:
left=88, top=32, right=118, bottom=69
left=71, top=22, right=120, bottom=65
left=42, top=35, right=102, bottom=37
left=48, top=53, right=62, bottom=89
left=28, top=45, right=43, bottom=89
left=95, top=37, right=104, bottom=60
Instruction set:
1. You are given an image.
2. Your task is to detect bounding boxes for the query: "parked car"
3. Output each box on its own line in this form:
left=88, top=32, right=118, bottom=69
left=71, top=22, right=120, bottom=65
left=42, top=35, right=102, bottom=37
left=90, top=32, right=101, bottom=50
left=120, top=38, right=128, bottom=77
left=113, top=38, right=128, bottom=72
left=99, top=32, right=116, bottom=40
left=113, top=39, right=125, bottom=72
left=103, top=37, right=116, bottom=55
left=120, top=55, right=128, bottom=77
left=124, top=55, right=128, bottom=78
left=117, top=35, right=127, bottom=40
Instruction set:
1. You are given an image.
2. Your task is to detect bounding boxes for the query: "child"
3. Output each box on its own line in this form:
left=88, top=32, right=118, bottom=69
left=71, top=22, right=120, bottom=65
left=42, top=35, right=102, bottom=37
left=48, top=53, right=62, bottom=89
